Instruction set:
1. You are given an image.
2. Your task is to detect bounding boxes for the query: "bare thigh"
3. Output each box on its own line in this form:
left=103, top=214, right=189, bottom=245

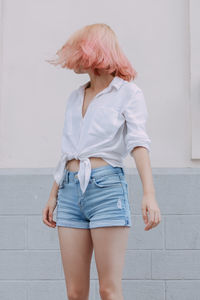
left=57, top=227, right=93, bottom=299
left=90, top=226, right=130, bottom=297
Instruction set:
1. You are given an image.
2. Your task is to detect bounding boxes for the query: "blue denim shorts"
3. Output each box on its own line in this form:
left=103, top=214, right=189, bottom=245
left=56, top=165, right=132, bottom=229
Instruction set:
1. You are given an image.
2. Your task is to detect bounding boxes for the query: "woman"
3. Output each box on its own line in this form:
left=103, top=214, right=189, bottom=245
left=43, top=23, right=161, bottom=300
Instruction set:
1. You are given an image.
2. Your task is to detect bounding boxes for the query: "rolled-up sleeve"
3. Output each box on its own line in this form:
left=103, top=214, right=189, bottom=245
left=122, top=88, right=151, bottom=155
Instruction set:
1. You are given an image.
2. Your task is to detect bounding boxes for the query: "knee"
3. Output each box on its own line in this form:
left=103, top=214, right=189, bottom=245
left=99, top=286, right=120, bottom=300
left=67, top=287, right=87, bottom=300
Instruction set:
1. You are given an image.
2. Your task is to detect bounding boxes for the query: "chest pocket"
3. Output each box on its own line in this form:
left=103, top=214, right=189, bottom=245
left=88, top=106, right=124, bottom=138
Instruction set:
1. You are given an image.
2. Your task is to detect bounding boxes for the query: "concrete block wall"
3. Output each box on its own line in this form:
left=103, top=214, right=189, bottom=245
left=1, top=1, right=200, bottom=299
left=0, top=168, right=200, bottom=300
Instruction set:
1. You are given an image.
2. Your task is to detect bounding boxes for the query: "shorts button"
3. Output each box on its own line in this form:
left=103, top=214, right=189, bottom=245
left=75, top=174, right=78, bottom=178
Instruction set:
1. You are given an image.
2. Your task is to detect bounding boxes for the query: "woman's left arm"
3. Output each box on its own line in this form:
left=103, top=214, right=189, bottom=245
left=130, top=146, right=161, bottom=231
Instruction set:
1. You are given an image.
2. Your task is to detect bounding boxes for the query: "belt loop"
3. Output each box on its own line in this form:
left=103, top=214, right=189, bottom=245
left=59, top=172, right=65, bottom=189
left=66, top=169, right=69, bottom=183
left=120, top=167, right=124, bottom=176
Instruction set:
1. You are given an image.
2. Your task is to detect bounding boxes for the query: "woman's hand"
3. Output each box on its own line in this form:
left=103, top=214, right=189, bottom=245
left=130, top=147, right=161, bottom=231
left=42, top=197, right=57, bottom=228
left=141, top=192, right=161, bottom=231
left=42, top=181, right=59, bottom=228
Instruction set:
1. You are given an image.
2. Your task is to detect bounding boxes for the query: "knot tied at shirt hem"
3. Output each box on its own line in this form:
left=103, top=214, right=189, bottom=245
left=54, top=153, right=92, bottom=195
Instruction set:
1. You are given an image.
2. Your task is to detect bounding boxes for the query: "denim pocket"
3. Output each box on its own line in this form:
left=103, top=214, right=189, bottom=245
left=92, top=173, right=129, bottom=213
left=93, top=174, right=122, bottom=188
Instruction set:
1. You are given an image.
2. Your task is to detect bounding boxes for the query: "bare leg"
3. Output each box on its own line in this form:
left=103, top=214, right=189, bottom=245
left=57, top=226, right=93, bottom=300
left=90, top=226, right=130, bottom=300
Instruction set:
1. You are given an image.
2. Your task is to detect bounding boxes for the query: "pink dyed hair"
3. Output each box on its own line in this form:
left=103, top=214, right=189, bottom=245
left=46, top=23, right=137, bottom=81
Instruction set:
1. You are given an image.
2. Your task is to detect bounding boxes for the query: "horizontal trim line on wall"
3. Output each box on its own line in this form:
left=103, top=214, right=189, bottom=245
left=0, top=167, right=200, bottom=175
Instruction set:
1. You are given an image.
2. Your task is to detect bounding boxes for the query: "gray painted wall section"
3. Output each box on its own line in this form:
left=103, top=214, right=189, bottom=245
left=0, top=168, right=200, bottom=299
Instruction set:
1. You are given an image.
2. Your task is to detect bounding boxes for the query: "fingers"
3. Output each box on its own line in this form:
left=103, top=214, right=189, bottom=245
left=48, top=207, right=56, bottom=227
left=142, top=207, right=148, bottom=225
left=42, top=206, right=56, bottom=228
left=144, top=207, right=161, bottom=231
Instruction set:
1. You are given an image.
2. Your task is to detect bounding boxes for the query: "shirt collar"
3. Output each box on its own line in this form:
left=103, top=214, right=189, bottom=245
left=77, top=76, right=124, bottom=94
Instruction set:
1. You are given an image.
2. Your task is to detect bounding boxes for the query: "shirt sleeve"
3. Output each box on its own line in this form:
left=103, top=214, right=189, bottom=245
left=122, top=88, right=151, bottom=155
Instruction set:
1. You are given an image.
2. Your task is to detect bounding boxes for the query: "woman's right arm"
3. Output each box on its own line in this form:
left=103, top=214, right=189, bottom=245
left=42, top=90, right=75, bottom=227
left=49, top=180, right=59, bottom=202
left=42, top=180, right=59, bottom=228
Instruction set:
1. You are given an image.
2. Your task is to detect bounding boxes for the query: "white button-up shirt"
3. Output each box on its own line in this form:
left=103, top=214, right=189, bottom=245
left=54, top=76, right=151, bottom=194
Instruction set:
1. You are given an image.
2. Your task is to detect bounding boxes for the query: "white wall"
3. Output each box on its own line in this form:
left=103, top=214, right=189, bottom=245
left=0, top=0, right=199, bottom=171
